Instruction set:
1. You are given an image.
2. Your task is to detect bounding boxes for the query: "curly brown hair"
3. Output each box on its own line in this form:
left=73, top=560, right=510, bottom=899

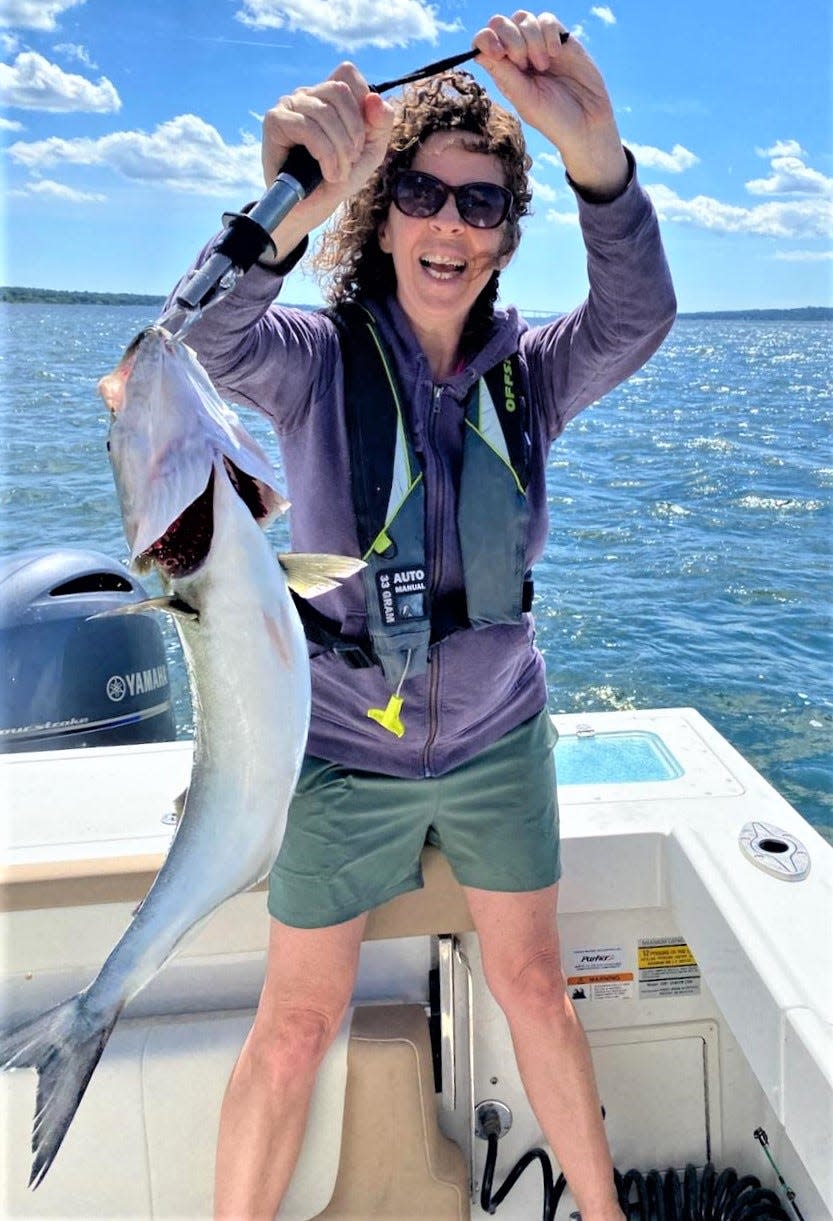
left=310, top=70, right=532, bottom=333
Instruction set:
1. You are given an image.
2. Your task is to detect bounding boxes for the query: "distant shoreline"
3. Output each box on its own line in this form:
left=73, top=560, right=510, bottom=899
left=1, top=287, right=166, bottom=307
left=1, top=286, right=831, bottom=322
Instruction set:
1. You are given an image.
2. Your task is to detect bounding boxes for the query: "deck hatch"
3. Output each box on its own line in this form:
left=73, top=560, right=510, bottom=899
left=555, top=731, right=684, bottom=786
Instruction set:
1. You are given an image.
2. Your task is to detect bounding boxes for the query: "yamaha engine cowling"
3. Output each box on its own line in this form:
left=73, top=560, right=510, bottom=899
left=0, top=548, right=177, bottom=753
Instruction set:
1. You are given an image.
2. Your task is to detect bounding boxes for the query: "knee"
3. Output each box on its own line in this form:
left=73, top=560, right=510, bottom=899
left=244, top=1004, right=343, bottom=1090
left=485, top=947, right=571, bottom=1027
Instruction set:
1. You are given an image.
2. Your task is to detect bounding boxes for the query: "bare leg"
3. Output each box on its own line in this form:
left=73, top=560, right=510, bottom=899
left=464, top=884, right=624, bottom=1221
left=214, top=912, right=367, bottom=1220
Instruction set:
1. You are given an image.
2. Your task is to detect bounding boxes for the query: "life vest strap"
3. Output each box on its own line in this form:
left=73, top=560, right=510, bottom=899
left=290, top=591, right=376, bottom=669
left=291, top=575, right=533, bottom=670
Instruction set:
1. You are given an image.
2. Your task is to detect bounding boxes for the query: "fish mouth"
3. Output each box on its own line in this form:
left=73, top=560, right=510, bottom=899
left=139, top=460, right=270, bottom=579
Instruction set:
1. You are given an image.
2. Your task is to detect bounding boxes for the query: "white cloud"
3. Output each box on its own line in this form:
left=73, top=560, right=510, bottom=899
left=538, top=151, right=563, bottom=169
left=234, top=0, right=461, bottom=50
left=639, top=142, right=833, bottom=240
left=0, top=51, right=120, bottom=112
left=53, top=42, right=96, bottom=68
left=10, top=177, right=105, bottom=201
left=2, top=32, right=20, bottom=52
left=0, top=0, right=86, bottom=32
left=8, top=114, right=264, bottom=195
left=590, top=6, right=616, bottom=25
left=529, top=174, right=558, bottom=202
left=627, top=141, right=699, bottom=173
left=0, top=114, right=24, bottom=131
left=746, top=155, right=833, bottom=198
left=545, top=208, right=579, bottom=227
left=757, top=139, right=804, bottom=159
left=645, top=182, right=833, bottom=239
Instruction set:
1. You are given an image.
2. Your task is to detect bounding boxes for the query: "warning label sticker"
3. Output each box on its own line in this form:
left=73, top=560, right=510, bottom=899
left=638, top=937, right=700, bottom=998
left=570, top=946, right=625, bottom=974
left=567, top=973, right=634, bottom=1002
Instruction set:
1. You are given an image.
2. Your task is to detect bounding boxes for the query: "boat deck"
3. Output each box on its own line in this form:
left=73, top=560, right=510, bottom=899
left=1, top=708, right=831, bottom=1218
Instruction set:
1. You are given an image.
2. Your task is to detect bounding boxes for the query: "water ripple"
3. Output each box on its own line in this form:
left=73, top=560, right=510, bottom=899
left=2, top=307, right=831, bottom=833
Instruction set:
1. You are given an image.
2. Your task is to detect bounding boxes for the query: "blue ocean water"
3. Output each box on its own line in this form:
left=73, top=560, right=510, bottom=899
left=1, top=304, right=830, bottom=838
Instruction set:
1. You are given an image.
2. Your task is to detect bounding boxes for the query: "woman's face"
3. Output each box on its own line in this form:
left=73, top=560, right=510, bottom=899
left=378, top=131, right=512, bottom=341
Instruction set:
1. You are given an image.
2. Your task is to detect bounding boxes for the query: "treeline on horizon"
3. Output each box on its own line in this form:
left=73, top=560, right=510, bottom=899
left=1, top=286, right=831, bottom=322
left=1, top=286, right=165, bottom=306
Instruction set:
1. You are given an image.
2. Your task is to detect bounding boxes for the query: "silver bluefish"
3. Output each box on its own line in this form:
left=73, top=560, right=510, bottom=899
left=0, top=326, right=362, bottom=1187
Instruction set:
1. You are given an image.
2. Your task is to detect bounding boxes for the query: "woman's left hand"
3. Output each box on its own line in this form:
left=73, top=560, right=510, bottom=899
left=472, top=10, right=629, bottom=199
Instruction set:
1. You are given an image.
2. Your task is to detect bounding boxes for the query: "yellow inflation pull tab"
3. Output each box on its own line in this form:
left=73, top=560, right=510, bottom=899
left=367, top=695, right=406, bottom=738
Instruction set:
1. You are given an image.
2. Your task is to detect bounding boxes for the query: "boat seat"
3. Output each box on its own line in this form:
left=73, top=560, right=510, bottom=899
left=364, top=845, right=475, bottom=940
left=313, top=1004, right=470, bottom=1220
left=1, top=1006, right=351, bottom=1219
left=1, top=1002, right=469, bottom=1219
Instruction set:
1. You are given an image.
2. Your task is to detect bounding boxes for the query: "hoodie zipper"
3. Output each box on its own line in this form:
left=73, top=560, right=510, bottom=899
left=422, top=383, right=445, bottom=776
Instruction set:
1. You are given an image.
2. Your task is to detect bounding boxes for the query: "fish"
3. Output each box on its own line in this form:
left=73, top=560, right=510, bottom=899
left=0, top=326, right=363, bottom=1187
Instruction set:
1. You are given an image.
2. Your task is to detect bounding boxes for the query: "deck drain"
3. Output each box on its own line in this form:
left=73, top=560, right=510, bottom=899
left=739, top=820, right=810, bottom=881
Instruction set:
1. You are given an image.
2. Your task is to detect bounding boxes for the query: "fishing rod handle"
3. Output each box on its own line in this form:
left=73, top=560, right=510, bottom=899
left=252, top=145, right=324, bottom=233
left=173, top=147, right=322, bottom=313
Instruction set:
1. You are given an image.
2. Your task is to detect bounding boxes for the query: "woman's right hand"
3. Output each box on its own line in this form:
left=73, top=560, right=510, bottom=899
left=261, top=63, right=394, bottom=257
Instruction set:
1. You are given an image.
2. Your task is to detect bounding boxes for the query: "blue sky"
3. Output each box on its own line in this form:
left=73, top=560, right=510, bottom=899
left=1, top=0, right=831, bottom=312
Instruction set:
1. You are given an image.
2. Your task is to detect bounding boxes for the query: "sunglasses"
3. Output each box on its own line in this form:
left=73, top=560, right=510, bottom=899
left=391, top=169, right=513, bottom=230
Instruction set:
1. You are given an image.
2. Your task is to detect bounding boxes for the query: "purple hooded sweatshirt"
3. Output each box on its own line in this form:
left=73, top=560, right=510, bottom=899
left=177, top=158, right=676, bottom=778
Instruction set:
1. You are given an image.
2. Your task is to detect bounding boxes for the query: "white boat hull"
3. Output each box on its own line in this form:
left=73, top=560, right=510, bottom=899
left=1, top=708, right=831, bottom=1218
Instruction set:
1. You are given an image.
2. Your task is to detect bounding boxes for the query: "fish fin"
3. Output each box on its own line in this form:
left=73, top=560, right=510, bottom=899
left=278, top=553, right=366, bottom=599
left=89, top=596, right=199, bottom=622
left=0, top=993, right=121, bottom=1188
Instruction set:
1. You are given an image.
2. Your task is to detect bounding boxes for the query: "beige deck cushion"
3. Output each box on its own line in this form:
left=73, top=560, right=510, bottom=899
left=313, top=1004, right=470, bottom=1220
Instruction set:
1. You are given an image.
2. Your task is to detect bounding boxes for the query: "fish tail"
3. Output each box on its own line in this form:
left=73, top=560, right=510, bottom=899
left=0, top=991, right=121, bottom=1188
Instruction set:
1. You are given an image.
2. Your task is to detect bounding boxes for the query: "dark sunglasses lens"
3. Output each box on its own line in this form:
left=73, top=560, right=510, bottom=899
left=393, top=172, right=446, bottom=218
left=393, top=172, right=511, bottom=228
left=457, top=183, right=512, bottom=228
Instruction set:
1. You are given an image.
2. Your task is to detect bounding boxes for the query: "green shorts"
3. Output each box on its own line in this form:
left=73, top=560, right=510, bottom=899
left=267, top=709, right=560, bottom=928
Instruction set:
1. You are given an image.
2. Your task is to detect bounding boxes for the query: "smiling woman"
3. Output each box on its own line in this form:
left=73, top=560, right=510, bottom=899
left=376, top=132, right=516, bottom=374
left=164, top=11, right=675, bottom=1220
left=308, top=68, right=532, bottom=373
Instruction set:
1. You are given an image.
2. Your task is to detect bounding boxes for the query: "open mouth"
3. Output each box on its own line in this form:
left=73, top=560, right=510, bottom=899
left=139, top=461, right=270, bottom=579
left=419, top=254, right=467, bottom=280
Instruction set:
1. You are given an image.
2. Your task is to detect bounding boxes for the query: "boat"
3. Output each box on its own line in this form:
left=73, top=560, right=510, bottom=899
left=2, top=696, right=831, bottom=1218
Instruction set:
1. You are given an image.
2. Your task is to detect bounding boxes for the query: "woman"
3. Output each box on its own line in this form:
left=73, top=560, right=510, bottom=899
left=181, top=12, right=675, bottom=1219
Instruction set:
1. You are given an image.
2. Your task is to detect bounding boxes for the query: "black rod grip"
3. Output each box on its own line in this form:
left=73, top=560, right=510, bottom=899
left=247, top=145, right=324, bottom=239
left=277, top=144, right=324, bottom=195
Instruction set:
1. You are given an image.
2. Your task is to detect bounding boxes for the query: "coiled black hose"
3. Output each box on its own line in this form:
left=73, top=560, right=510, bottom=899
left=480, top=1140, right=793, bottom=1221
left=615, top=1164, right=792, bottom=1220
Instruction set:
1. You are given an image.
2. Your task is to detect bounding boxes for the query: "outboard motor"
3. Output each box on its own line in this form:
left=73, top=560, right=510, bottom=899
left=0, top=548, right=177, bottom=753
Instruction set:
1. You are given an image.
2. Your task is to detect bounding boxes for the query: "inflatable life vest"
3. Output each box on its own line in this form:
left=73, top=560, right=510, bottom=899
left=300, top=301, right=533, bottom=736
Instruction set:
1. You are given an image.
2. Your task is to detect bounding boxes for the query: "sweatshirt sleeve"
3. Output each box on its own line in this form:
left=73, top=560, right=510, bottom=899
left=162, top=237, right=340, bottom=436
left=523, top=150, right=677, bottom=441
